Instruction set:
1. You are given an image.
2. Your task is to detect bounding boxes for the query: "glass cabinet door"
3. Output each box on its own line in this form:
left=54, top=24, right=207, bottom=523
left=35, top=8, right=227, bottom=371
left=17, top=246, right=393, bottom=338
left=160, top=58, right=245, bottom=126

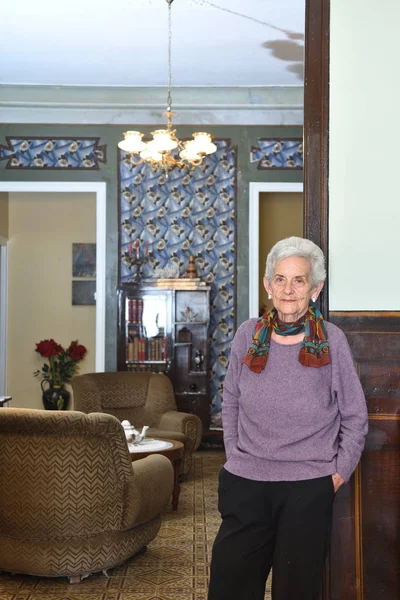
left=125, top=292, right=171, bottom=372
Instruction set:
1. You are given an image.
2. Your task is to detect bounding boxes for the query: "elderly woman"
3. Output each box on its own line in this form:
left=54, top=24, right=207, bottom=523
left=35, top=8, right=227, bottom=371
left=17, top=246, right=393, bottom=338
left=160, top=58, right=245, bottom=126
left=208, top=237, right=368, bottom=600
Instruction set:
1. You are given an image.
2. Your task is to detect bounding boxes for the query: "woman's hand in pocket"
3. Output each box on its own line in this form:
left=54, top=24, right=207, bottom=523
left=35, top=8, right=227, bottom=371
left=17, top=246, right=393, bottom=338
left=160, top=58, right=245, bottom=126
left=332, top=472, right=345, bottom=493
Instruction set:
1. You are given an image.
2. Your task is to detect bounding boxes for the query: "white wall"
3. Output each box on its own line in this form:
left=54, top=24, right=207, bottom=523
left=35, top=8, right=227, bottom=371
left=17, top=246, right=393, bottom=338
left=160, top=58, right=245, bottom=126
left=329, top=0, right=400, bottom=310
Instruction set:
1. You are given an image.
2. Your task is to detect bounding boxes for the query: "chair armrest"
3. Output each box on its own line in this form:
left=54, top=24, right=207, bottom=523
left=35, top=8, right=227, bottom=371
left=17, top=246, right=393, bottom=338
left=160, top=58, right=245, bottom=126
left=159, top=411, right=202, bottom=452
left=122, top=454, right=173, bottom=529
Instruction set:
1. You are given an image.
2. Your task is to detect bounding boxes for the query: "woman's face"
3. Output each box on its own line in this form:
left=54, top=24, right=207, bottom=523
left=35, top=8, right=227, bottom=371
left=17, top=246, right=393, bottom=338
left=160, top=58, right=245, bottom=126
left=264, top=256, right=323, bottom=323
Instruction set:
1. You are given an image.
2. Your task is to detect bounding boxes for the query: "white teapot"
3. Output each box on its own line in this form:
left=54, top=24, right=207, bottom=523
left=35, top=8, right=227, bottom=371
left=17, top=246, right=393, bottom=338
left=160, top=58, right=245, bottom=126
left=121, top=421, right=149, bottom=445
left=132, top=425, right=149, bottom=444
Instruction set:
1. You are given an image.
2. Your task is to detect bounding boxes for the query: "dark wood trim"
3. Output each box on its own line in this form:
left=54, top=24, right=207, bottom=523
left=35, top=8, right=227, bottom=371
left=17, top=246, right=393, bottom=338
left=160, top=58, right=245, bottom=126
left=303, top=0, right=330, bottom=319
left=303, top=1, right=331, bottom=596
left=330, top=311, right=400, bottom=332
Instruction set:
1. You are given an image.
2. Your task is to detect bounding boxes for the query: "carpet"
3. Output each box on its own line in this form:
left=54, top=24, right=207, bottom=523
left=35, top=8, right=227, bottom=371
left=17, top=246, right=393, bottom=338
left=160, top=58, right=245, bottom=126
left=0, top=451, right=271, bottom=600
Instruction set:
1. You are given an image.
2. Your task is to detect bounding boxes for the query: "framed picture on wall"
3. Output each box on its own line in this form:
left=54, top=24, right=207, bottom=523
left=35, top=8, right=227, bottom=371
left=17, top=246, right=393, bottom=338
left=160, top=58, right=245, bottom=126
left=72, top=243, right=96, bottom=277
left=72, top=280, right=96, bottom=305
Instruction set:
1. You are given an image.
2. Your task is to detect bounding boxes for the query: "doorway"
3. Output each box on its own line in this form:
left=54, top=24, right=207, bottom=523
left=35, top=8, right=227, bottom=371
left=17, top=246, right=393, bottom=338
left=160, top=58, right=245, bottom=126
left=248, top=182, right=303, bottom=318
left=0, top=182, right=106, bottom=401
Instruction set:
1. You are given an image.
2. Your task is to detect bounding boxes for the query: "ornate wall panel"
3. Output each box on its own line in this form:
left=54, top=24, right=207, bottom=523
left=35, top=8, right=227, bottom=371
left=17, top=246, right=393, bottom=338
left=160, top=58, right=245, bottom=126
left=119, top=140, right=237, bottom=424
left=250, top=139, right=303, bottom=169
left=328, top=312, right=400, bottom=600
left=0, top=137, right=106, bottom=169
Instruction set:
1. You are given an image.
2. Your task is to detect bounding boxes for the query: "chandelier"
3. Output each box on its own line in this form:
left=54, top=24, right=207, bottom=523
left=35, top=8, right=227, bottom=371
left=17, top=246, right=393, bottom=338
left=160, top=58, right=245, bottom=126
left=118, top=0, right=217, bottom=175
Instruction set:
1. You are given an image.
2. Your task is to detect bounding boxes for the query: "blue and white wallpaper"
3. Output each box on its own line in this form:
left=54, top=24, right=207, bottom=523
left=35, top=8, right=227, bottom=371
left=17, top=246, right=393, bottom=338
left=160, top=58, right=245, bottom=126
left=0, top=137, right=106, bottom=169
left=119, top=140, right=236, bottom=424
left=250, top=139, right=303, bottom=169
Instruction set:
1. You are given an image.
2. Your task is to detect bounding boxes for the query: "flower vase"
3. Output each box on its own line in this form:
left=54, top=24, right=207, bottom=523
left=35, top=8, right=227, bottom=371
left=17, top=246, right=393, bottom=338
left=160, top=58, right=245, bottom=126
left=41, top=380, right=70, bottom=411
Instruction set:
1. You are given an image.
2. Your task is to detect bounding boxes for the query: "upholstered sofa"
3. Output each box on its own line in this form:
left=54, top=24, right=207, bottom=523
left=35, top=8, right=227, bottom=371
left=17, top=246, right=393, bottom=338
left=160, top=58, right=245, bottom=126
left=72, top=371, right=202, bottom=475
left=0, top=408, right=173, bottom=582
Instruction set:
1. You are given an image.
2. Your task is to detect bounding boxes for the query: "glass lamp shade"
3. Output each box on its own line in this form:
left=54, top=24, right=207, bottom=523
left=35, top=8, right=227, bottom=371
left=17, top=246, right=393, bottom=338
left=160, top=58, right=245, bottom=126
left=118, top=131, right=147, bottom=152
left=179, top=141, right=202, bottom=162
left=151, top=129, right=178, bottom=152
left=191, top=132, right=217, bottom=155
left=140, top=142, right=163, bottom=162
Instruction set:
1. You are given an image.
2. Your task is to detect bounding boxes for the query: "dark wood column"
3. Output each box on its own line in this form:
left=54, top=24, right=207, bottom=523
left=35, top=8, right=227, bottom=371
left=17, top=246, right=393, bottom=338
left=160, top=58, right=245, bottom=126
left=303, top=0, right=330, bottom=319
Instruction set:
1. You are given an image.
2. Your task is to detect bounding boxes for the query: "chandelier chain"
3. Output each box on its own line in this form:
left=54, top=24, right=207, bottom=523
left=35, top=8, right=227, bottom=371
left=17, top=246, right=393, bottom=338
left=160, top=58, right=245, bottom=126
left=167, top=1, right=172, bottom=111
left=117, top=0, right=217, bottom=175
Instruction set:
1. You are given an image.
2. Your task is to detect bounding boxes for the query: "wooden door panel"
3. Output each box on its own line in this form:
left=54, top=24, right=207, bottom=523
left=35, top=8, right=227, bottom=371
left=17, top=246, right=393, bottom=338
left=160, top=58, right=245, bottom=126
left=362, top=420, right=400, bottom=599
left=328, top=313, right=400, bottom=600
left=359, top=362, right=400, bottom=414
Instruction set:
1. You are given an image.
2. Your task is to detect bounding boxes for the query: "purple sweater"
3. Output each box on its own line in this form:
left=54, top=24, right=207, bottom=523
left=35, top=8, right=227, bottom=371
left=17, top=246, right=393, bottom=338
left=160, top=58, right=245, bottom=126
left=223, top=319, right=368, bottom=483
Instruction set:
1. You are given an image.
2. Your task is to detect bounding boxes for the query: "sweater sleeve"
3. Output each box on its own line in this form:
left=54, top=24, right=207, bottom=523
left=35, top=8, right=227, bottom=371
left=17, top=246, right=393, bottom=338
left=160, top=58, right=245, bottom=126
left=332, top=328, right=368, bottom=482
left=222, top=321, right=250, bottom=459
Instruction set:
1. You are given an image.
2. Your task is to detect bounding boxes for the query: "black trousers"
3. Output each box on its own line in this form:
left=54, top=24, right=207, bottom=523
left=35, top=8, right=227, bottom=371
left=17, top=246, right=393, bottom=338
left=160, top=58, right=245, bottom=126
left=208, top=469, right=335, bottom=600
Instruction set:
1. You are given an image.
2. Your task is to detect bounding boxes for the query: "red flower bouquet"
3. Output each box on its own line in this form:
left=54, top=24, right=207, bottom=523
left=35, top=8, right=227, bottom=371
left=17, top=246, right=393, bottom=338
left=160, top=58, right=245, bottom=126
left=34, top=339, right=87, bottom=386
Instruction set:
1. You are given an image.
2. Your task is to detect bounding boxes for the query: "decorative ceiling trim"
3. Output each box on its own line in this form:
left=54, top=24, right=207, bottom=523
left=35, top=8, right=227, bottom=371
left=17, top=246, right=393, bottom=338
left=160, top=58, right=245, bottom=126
left=0, top=85, right=304, bottom=125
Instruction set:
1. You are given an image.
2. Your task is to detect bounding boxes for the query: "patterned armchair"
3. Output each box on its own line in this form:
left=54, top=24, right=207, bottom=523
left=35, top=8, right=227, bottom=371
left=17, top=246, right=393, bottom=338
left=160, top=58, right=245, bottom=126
left=72, top=372, right=202, bottom=475
left=0, top=408, right=173, bottom=583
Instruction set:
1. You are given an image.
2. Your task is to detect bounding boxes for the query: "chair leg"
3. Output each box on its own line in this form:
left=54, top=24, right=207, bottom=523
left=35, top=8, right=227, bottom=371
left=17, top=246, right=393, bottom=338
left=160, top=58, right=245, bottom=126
left=69, top=575, right=82, bottom=584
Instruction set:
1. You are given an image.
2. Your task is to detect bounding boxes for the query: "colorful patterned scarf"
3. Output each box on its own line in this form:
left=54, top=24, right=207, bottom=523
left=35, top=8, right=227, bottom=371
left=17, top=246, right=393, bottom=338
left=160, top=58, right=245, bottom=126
left=242, top=304, right=330, bottom=373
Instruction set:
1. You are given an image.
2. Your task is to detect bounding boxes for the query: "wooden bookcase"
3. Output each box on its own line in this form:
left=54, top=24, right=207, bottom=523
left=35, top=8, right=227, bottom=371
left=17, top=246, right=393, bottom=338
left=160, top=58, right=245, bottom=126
left=117, top=280, right=211, bottom=431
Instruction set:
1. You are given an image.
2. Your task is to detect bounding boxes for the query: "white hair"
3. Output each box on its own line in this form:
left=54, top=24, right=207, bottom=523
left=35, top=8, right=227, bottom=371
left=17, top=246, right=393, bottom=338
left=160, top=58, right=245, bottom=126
left=265, top=236, right=326, bottom=287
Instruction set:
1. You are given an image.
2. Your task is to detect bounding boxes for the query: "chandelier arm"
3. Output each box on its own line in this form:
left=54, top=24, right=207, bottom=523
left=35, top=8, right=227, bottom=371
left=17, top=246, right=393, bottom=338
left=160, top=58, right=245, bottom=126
left=128, top=156, right=145, bottom=167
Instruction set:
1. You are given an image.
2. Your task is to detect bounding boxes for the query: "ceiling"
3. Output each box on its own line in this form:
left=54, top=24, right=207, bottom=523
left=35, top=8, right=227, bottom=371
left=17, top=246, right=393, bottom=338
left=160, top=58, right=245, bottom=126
left=0, top=0, right=305, bottom=88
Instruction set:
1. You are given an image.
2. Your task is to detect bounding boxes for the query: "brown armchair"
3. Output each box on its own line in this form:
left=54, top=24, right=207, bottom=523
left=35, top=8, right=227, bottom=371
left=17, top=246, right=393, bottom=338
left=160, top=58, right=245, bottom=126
left=72, top=371, right=202, bottom=475
left=0, top=408, right=173, bottom=583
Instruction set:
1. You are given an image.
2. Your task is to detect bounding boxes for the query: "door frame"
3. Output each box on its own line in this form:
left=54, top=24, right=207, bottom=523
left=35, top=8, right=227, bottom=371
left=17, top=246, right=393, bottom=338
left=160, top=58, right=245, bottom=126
left=248, top=182, right=303, bottom=319
left=0, top=238, right=8, bottom=395
left=0, top=181, right=106, bottom=394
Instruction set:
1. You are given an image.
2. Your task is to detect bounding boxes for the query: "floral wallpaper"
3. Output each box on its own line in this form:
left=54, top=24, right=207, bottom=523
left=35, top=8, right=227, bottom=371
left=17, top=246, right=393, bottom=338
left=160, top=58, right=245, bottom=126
left=119, top=140, right=236, bottom=424
left=0, top=137, right=106, bottom=169
left=250, top=139, right=303, bottom=169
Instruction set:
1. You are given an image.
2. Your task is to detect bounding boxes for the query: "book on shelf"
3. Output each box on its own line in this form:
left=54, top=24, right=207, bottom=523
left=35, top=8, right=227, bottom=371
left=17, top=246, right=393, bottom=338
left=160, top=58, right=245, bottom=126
left=139, top=338, right=146, bottom=361
left=127, top=339, right=134, bottom=362
left=137, top=299, right=143, bottom=322
left=133, top=336, right=139, bottom=361
left=126, top=332, right=167, bottom=364
left=127, top=298, right=144, bottom=323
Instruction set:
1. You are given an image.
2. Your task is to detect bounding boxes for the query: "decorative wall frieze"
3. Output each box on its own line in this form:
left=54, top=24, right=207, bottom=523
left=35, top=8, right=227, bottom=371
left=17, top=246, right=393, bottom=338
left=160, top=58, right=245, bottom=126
left=250, top=138, right=303, bottom=169
left=0, top=137, right=107, bottom=169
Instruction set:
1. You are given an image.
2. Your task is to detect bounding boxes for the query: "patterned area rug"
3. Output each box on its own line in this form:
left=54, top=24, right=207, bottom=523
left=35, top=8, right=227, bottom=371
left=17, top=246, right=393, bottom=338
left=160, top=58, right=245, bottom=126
left=0, top=451, right=271, bottom=600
